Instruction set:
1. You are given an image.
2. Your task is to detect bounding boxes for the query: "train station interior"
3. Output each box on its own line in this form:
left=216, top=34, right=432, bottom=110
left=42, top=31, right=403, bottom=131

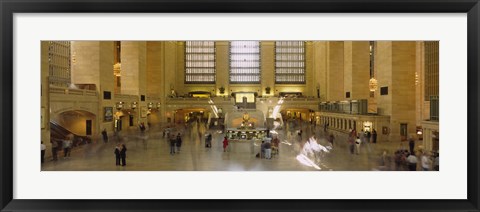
left=40, top=41, right=439, bottom=171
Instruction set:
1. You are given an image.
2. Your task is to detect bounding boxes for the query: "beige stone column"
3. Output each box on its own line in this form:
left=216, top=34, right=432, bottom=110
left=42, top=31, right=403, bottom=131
left=376, top=41, right=417, bottom=142
left=121, top=41, right=147, bottom=124
left=313, top=41, right=327, bottom=101
left=305, top=41, right=315, bottom=97
left=390, top=41, right=417, bottom=142
left=147, top=42, right=163, bottom=97
left=215, top=41, right=230, bottom=95
left=71, top=41, right=114, bottom=134
left=344, top=41, right=370, bottom=100
left=375, top=41, right=393, bottom=116
left=326, top=41, right=344, bottom=101
left=261, top=41, right=275, bottom=96
left=146, top=41, right=163, bottom=125
left=176, top=42, right=185, bottom=95
left=98, top=42, right=115, bottom=133
left=163, top=41, right=178, bottom=123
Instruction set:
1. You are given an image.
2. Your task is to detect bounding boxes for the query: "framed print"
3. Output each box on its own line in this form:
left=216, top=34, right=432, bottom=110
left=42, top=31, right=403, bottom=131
left=1, top=0, right=480, bottom=212
left=104, top=107, right=113, bottom=122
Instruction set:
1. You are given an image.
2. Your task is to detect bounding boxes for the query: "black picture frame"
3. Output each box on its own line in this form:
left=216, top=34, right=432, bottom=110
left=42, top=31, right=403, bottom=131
left=1, top=0, right=479, bottom=211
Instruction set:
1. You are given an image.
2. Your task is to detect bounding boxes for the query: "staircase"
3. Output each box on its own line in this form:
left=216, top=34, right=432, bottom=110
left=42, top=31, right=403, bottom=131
left=50, top=121, right=92, bottom=147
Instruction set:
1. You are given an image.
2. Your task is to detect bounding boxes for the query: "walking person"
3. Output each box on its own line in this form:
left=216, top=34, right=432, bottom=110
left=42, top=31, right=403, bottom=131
left=328, top=134, right=335, bottom=147
left=120, top=144, right=127, bottom=166
left=366, top=130, right=371, bottom=143
left=409, top=137, right=415, bottom=154
left=348, top=136, right=355, bottom=155
left=406, top=152, right=418, bottom=171
left=223, top=137, right=229, bottom=152
left=176, top=133, right=182, bottom=153
left=102, top=129, right=108, bottom=143
left=433, top=153, right=439, bottom=171
left=51, top=139, right=58, bottom=161
left=41, top=141, right=46, bottom=163
left=421, top=152, right=432, bottom=171
left=372, top=129, right=377, bottom=143
left=169, top=135, right=176, bottom=155
left=62, top=135, right=72, bottom=159
left=114, top=144, right=121, bottom=166
left=264, top=141, right=272, bottom=159
left=355, top=136, right=362, bottom=155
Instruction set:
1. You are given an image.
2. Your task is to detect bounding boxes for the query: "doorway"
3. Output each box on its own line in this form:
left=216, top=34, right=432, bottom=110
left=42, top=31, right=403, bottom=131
left=129, top=115, right=134, bottom=126
left=86, top=120, right=92, bottom=135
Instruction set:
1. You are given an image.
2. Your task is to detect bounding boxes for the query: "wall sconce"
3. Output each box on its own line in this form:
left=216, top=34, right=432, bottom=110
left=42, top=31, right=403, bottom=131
left=148, top=102, right=153, bottom=109
left=116, top=102, right=124, bottom=110
left=156, top=102, right=161, bottom=109
left=131, top=102, right=137, bottom=109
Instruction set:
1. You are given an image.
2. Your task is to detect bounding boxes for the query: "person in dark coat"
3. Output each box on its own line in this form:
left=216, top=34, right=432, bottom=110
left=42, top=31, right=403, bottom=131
left=170, top=135, right=176, bottom=155
left=102, top=129, right=108, bottom=143
left=328, top=134, right=335, bottom=147
left=51, top=139, right=58, bottom=161
left=114, top=144, right=121, bottom=166
left=176, top=133, right=182, bottom=153
left=409, top=137, right=415, bottom=154
left=372, top=129, right=377, bottom=143
left=120, top=144, right=127, bottom=166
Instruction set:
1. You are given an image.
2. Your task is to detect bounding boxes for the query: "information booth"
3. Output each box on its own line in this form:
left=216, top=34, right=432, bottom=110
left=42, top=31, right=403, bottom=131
left=224, top=110, right=267, bottom=153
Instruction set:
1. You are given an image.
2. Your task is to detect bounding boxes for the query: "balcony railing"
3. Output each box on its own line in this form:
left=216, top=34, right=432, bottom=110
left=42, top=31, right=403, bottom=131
left=320, top=99, right=368, bottom=115
left=50, top=86, right=97, bottom=96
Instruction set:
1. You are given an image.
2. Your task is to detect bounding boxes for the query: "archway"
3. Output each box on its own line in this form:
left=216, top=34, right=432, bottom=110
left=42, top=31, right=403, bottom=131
left=53, top=110, right=97, bottom=136
left=174, top=108, right=209, bottom=124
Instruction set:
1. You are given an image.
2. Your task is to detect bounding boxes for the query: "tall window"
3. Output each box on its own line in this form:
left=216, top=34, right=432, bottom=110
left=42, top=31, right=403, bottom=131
left=185, top=41, right=216, bottom=84
left=424, top=41, right=439, bottom=101
left=230, top=41, right=260, bottom=83
left=275, top=41, right=305, bottom=84
left=48, top=41, right=71, bottom=87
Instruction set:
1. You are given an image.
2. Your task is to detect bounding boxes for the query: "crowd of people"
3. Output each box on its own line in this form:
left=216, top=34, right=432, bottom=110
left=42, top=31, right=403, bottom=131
left=41, top=120, right=439, bottom=171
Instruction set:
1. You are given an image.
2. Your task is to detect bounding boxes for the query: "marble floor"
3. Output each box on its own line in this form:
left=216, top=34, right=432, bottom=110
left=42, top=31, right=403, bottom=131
left=41, top=122, right=414, bottom=171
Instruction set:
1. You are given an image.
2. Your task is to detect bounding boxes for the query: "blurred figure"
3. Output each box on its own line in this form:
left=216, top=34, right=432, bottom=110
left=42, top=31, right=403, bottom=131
left=272, top=136, right=280, bottom=155
left=41, top=141, right=46, bottom=163
left=51, top=139, right=58, bottom=161
left=406, top=152, right=418, bottom=171
left=260, top=141, right=266, bottom=158
left=355, top=136, right=361, bottom=155
left=264, top=141, right=272, bottom=159
left=378, top=150, right=391, bottom=170
left=176, top=133, right=182, bottom=153
left=120, top=144, right=127, bottom=166
left=365, top=130, right=371, bottom=143
left=63, top=134, right=73, bottom=158
left=371, top=129, right=377, bottom=143
left=102, top=128, right=108, bottom=143
left=433, top=153, right=439, bottom=171
left=421, top=151, right=432, bottom=171
left=328, top=134, right=335, bottom=147
left=409, top=136, right=415, bottom=154
left=348, top=136, right=355, bottom=155
left=169, top=135, right=176, bottom=155
left=223, top=137, right=229, bottom=152
left=114, top=144, right=121, bottom=166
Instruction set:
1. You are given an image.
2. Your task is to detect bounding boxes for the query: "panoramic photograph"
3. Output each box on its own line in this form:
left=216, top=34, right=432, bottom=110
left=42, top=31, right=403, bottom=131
left=40, top=40, right=439, bottom=171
